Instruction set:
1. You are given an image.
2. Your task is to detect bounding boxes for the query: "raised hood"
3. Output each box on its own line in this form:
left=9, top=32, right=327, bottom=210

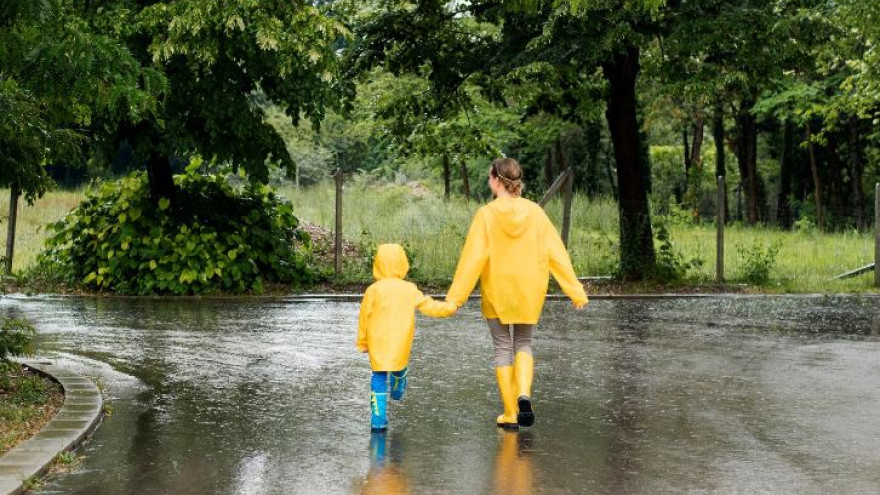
left=373, top=244, right=410, bottom=280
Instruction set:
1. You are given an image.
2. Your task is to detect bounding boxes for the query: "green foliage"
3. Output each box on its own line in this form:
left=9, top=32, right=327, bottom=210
left=0, top=317, right=36, bottom=365
left=650, top=220, right=704, bottom=281
left=125, top=0, right=350, bottom=184
left=735, top=242, right=780, bottom=285
left=0, top=0, right=160, bottom=202
left=0, top=78, right=64, bottom=203
left=37, top=169, right=318, bottom=294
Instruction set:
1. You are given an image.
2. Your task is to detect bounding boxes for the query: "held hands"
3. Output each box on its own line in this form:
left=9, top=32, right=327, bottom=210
left=441, top=301, right=458, bottom=316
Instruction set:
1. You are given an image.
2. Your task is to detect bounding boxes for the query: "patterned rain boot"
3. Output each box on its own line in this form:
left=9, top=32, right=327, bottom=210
left=371, top=391, right=388, bottom=431
left=390, top=367, right=408, bottom=401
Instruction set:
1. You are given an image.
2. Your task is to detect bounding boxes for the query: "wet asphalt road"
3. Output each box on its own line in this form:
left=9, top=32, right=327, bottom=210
left=2, top=294, right=880, bottom=494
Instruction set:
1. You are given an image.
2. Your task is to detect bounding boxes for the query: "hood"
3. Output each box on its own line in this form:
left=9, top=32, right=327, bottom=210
left=373, top=244, right=410, bottom=280
left=486, top=197, right=534, bottom=238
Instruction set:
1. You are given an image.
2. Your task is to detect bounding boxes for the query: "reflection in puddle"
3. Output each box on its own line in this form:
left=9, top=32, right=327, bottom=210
left=359, top=432, right=410, bottom=495
left=493, top=430, right=533, bottom=495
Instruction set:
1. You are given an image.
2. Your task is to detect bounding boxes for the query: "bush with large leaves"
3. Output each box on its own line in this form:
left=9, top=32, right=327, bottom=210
left=38, top=170, right=317, bottom=294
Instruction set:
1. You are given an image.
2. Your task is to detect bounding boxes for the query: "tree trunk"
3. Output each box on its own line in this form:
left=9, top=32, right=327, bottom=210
left=604, top=136, right=618, bottom=202
left=805, top=122, right=824, bottom=231
left=679, top=127, right=690, bottom=204
left=544, top=148, right=554, bottom=188
left=146, top=154, right=176, bottom=207
left=735, top=101, right=758, bottom=225
left=460, top=160, right=470, bottom=202
left=442, top=153, right=451, bottom=201
left=777, top=120, right=794, bottom=230
left=5, top=183, right=20, bottom=274
left=689, top=116, right=705, bottom=216
left=848, top=115, right=866, bottom=229
left=602, top=46, right=655, bottom=280
left=584, top=124, right=602, bottom=197
left=690, top=117, right=704, bottom=170
left=555, top=138, right=567, bottom=172
left=713, top=103, right=728, bottom=221
left=826, top=131, right=844, bottom=221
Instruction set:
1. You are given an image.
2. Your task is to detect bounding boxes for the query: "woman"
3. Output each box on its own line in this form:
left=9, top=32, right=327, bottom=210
left=446, top=157, right=588, bottom=428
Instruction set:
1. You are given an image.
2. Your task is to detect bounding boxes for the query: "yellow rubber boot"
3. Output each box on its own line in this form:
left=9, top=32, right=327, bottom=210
left=514, top=352, right=535, bottom=427
left=495, top=366, right=519, bottom=429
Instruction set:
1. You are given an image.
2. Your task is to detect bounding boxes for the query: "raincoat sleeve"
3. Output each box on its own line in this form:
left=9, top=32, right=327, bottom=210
left=446, top=209, right=490, bottom=307
left=416, top=291, right=457, bottom=318
left=545, top=215, right=589, bottom=308
left=356, top=287, right=373, bottom=352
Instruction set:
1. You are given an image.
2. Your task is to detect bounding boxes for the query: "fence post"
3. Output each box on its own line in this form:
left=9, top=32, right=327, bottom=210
left=561, top=169, right=574, bottom=247
left=717, top=176, right=725, bottom=283
left=334, top=169, right=343, bottom=275
left=875, top=183, right=879, bottom=288
left=5, top=184, right=20, bottom=275
left=539, top=167, right=572, bottom=208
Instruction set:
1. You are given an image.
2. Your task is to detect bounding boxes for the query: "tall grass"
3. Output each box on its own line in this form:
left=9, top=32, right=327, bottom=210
left=280, top=183, right=878, bottom=291
left=0, top=188, right=86, bottom=272
left=2, top=183, right=876, bottom=292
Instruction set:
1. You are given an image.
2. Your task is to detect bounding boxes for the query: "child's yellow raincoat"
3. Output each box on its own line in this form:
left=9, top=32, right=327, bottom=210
left=357, top=244, right=456, bottom=371
left=446, top=197, right=588, bottom=324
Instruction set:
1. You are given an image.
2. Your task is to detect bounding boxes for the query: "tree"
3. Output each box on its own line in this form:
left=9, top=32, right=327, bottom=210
left=346, top=0, right=663, bottom=278
left=1, top=0, right=157, bottom=272
left=79, top=0, right=351, bottom=206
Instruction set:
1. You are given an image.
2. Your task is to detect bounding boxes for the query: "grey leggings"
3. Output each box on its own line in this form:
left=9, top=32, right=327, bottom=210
left=487, top=319, right=535, bottom=367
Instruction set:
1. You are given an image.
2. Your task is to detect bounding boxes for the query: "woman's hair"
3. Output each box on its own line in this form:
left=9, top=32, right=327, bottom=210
left=490, top=157, right=524, bottom=196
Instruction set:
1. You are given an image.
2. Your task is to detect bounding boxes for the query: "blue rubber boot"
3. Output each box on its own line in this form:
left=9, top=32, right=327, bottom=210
left=390, top=367, right=408, bottom=401
left=371, top=392, right=388, bottom=431
left=371, top=372, right=389, bottom=431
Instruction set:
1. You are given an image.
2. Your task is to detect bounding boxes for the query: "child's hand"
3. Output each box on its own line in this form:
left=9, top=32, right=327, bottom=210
left=357, top=344, right=368, bottom=353
left=443, top=301, right=458, bottom=316
left=573, top=300, right=588, bottom=310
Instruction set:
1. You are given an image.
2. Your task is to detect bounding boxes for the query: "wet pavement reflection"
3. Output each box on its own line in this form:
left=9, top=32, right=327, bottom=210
left=2, top=295, right=880, bottom=494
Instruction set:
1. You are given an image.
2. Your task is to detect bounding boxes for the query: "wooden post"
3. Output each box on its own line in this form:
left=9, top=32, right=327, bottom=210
left=561, top=169, right=574, bottom=247
left=875, top=183, right=879, bottom=288
left=334, top=169, right=343, bottom=275
left=717, top=176, right=725, bottom=283
left=5, top=184, right=19, bottom=275
left=539, top=168, right=572, bottom=208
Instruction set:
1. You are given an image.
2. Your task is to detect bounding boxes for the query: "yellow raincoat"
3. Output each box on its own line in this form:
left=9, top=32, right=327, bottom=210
left=357, top=244, right=456, bottom=371
left=446, top=197, right=588, bottom=324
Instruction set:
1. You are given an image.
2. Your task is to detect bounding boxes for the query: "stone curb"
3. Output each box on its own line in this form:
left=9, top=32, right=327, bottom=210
left=0, top=361, right=104, bottom=495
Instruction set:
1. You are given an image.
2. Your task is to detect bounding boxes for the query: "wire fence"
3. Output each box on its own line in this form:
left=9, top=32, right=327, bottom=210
left=2, top=176, right=878, bottom=291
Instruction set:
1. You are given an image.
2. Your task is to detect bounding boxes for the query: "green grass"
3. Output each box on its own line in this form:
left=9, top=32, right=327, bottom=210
left=279, top=183, right=877, bottom=292
left=1, top=188, right=86, bottom=272
left=2, top=183, right=877, bottom=292
left=1, top=365, right=64, bottom=455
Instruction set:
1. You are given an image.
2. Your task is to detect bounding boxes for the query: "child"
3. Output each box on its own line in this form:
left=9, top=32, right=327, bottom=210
left=357, top=244, right=457, bottom=431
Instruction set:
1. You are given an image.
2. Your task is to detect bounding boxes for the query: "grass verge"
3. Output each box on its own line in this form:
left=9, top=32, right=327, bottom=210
left=0, top=364, right=64, bottom=456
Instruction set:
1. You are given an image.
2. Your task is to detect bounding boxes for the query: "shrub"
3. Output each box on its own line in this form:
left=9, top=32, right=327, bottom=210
left=735, top=242, right=780, bottom=285
left=650, top=220, right=704, bottom=282
left=1, top=317, right=35, bottom=365
left=36, top=169, right=318, bottom=294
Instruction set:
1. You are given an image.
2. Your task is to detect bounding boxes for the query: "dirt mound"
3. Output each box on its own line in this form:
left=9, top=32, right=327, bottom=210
left=298, top=222, right=363, bottom=264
